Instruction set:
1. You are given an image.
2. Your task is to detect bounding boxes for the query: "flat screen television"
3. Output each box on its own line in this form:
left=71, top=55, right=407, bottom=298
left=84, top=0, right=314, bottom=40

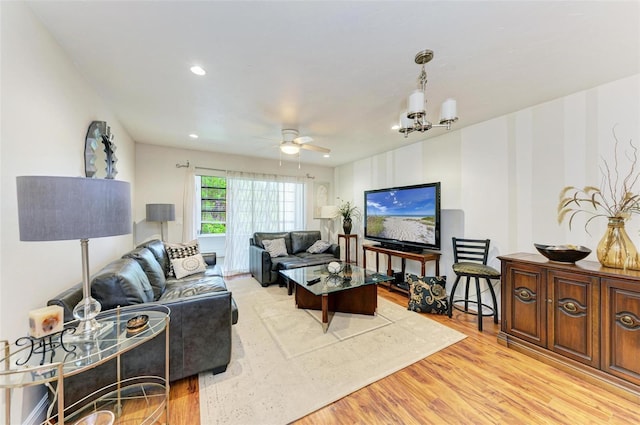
left=364, top=182, right=440, bottom=252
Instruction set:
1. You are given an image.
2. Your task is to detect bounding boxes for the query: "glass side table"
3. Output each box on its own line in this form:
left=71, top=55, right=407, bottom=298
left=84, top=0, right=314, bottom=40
left=1, top=304, right=170, bottom=425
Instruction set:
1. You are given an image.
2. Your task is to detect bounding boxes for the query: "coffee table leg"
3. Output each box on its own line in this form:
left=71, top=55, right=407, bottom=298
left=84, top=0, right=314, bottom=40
left=322, top=294, right=329, bottom=333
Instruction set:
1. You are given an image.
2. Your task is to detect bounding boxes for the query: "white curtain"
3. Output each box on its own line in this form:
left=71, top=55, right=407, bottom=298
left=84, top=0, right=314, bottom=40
left=225, top=171, right=305, bottom=276
left=182, top=164, right=198, bottom=242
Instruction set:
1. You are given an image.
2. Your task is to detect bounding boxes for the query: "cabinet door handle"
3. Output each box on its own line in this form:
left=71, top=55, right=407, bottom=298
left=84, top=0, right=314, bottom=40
left=547, top=299, right=553, bottom=304
left=515, top=287, right=535, bottom=301
left=563, top=302, right=577, bottom=313
left=616, top=312, right=640, bottom=330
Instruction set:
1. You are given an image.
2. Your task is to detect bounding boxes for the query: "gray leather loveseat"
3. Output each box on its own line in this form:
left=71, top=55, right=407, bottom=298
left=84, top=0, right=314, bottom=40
left=48, top=239, right=238, bottom=410
left=249, top=230, right=340, bottom=287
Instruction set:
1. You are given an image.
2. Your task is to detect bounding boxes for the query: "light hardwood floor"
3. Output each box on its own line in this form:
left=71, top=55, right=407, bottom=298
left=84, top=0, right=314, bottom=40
left=164, top=276, right=639, bottom=424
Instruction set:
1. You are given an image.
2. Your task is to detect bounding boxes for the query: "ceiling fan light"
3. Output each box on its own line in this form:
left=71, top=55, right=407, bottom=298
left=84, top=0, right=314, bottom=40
left=280, top=142, right=300, bottom=155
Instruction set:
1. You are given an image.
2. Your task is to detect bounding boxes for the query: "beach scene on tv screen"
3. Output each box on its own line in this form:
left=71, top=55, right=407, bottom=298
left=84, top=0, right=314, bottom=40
left=366, top=187, right=436, bottom=245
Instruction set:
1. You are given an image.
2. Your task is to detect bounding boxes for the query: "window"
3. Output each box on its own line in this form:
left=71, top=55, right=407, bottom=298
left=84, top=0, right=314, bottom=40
left=248, top=180, right=302, bottom=231
left=197, top=175, right=226, bottom=235
left=224, top=173, right=305, bottom=275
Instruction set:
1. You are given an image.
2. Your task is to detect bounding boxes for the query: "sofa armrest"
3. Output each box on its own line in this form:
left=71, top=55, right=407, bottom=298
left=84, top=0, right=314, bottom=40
left=202, top=252, right=217, bottom=266
left=155, top=291, right=233, bottom=380
left=48, top=283, right=83, bottom=322
left=328, top=243, right=341, bottom=259
left=249, top=244, right=272, bottom=286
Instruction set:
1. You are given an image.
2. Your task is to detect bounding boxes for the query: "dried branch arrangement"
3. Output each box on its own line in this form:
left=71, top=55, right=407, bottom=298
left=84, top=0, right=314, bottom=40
left=558, top=128, right=640, bottom=231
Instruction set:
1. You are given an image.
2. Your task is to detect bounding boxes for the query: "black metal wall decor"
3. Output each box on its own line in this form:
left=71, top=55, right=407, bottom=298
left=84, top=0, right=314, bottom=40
left=84, top=120, right=118, bottom=179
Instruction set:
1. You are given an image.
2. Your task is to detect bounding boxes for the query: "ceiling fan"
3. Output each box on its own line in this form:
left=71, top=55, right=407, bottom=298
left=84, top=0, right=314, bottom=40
left=279, top=129, right=330, bottom=155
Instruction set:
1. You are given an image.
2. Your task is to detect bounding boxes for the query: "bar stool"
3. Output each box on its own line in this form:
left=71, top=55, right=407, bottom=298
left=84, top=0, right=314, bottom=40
left=448, top=237, right=500, bottom=331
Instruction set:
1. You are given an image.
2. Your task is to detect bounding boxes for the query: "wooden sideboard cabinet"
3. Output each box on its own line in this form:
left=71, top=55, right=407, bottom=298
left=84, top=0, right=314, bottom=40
left=499, top=253, right=640, bottom=402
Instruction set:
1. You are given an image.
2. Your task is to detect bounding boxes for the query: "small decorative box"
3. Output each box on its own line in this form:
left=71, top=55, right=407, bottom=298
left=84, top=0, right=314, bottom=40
left=29, top=305, right=64, bottom=338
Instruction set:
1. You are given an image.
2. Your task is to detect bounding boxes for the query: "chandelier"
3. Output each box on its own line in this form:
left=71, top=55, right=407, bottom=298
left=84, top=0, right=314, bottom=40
left=397, top=49, right=458, bottom=138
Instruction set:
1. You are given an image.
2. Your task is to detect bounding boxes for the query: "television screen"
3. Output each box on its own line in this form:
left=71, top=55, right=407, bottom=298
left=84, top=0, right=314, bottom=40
left=364, top=182, right=440, bottom=251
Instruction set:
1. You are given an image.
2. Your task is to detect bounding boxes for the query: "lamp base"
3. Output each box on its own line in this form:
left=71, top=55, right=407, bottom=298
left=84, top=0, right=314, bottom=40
left=67, top=320, right=112, bottom=343
left=72, top=296, right=102, bottom=340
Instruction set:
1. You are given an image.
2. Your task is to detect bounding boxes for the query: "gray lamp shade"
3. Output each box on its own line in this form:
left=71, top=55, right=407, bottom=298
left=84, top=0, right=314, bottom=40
left=146, top=203, right=176, bottom=222
left=16, top=176, right=131, bottom=241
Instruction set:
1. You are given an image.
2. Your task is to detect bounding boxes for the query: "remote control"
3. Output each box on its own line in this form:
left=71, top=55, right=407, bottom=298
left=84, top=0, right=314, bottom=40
left=307, top=278, right=321, bottom=285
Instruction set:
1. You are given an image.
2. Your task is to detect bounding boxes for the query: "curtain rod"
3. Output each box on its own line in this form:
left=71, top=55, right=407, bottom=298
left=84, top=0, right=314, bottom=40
left=175, top=160, right=315, bottom=179
left=196, top=166, right=226, bottom=173
left=175, top=161, right=224, bottom=173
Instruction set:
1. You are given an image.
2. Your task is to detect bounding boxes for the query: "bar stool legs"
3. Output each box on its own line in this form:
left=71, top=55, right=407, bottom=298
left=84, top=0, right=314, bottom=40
left=448, top=275, right=499, bottom=331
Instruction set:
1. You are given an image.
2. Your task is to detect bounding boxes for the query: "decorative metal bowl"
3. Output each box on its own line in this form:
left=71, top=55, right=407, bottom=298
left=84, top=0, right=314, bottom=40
left=534, top=243, right=591, bottom=263
left=73, top=410, right=115, bottom=425
left=126, top=314, right=149, bottom=334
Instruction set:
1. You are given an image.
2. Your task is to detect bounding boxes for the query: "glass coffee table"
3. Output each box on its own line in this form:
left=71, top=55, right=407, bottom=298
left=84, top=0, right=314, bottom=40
left=280, top=264, right=394, bottom=332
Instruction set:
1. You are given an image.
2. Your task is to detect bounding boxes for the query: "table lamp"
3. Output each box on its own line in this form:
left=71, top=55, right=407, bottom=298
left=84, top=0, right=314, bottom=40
left=16, top=176, right=131, bottom=339
left=146, top=203, right=176, bottom=241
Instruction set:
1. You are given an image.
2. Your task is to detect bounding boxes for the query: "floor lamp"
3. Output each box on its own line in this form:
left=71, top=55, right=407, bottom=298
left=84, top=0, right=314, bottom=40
left=320, top=205, right=338, bottom=241
left=16, top=176, right=131, bottom=339
left=146, top=203, right=176, bottom=242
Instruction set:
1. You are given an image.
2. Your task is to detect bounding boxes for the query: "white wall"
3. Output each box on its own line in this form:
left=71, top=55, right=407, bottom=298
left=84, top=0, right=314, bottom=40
left=1, top=3, right=136, bottom=420
left=335, top=74, right=640, bottom=311
left=134, top=143, right=335, bottom=258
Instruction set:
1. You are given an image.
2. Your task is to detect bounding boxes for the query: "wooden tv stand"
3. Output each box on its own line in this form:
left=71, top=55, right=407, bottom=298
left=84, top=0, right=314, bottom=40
left=362, top=244, right=441, bottom=294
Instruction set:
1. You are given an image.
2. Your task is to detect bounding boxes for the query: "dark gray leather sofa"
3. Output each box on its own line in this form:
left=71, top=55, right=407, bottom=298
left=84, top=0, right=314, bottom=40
left=48, top=239, right=238, bottom=410
left=249, top=230, right=340, bottom=287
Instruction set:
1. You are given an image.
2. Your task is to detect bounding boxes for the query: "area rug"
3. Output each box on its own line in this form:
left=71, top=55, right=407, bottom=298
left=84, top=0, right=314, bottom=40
left=199, top=277, right=466, bottom=425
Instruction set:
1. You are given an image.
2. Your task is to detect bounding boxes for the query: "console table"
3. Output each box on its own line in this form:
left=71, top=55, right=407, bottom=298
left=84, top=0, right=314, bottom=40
left=338, top=234, right=358, bottom=264
left=499, top=253, right=640, bottom=402
left=1, top=305, right=170, bottom=424
left=362, top=244, right=441, bottom=294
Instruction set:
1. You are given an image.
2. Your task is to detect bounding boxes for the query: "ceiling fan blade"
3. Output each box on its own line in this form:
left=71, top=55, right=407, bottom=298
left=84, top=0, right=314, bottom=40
left=293, top=136, right=313, bottom=144
left=301, top=144, right=330, bottom=154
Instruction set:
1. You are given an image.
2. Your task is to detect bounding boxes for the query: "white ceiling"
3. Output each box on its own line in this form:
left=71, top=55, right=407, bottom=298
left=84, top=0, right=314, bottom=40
left=26, top=1, right=640, bottom=167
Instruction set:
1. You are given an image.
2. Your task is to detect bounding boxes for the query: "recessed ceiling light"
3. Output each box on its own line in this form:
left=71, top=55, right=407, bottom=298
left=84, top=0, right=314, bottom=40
left=190, top=65, right=206, bottom=76
left=391, top=124, right=400, bottom=130
left=323, top=154, right=330, bottom=158
left=189, top=133, right=199, bottom=139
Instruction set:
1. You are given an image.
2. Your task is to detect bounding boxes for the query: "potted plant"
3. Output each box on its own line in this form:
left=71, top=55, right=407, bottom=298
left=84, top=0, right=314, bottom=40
left=558, top=128, right=640, bottom=269
left=337, top=198, right=361, bottom=235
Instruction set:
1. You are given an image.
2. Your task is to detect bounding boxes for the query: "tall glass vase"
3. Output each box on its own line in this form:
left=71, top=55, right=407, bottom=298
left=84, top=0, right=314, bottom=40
left=597, top=217, right=639, bottom=270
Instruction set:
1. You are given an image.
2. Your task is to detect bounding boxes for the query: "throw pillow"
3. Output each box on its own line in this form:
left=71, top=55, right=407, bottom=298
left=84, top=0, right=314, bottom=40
left=306, top=240, right=331, bottom=254
left=263, top=238, right=288, bottom=257
left=171, top=253, right=207, bottom=279
left=165, top=239, right=200, bottom=277
left=406, top=274, right=448, bottom=314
